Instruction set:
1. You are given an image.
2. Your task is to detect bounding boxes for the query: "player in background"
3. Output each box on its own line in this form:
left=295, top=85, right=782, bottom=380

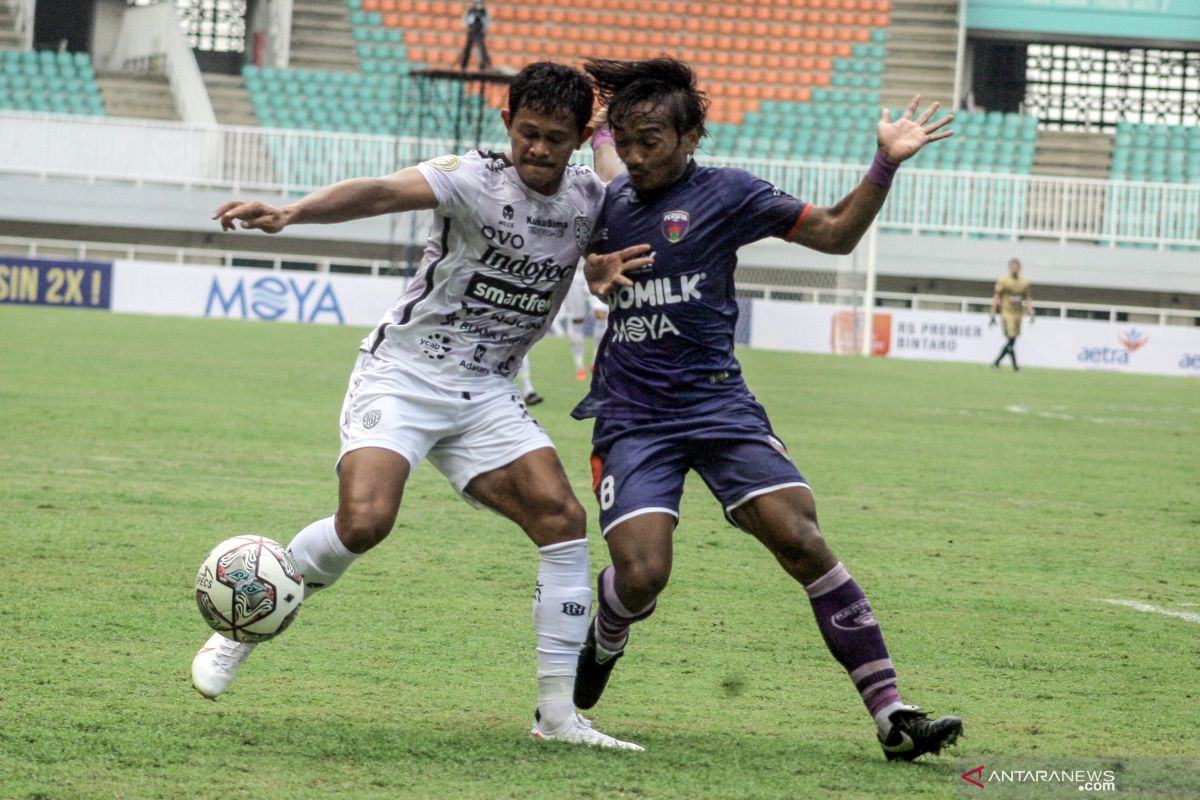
left=990, top=258, right=1033, bottom=371
left=555, top=266, right=610, bottom=380
left=192, top=62, right=641, bottom=750
left=572, top=57, right=963, bottom=761
left=516, top=355, right=543, bottom=405
left=459, top=0, right=491, bottom=71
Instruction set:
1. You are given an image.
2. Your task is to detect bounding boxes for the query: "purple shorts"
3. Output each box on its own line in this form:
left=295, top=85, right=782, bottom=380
left=588, top=400, right=808, bottom=536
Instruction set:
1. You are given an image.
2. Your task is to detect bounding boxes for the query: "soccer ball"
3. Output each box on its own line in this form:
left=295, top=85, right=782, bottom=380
left=195, top=535, right=304, bottom=643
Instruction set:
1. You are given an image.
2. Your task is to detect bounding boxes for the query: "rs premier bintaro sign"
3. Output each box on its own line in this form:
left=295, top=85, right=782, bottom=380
left=966, top=0, right=1200, bottom=43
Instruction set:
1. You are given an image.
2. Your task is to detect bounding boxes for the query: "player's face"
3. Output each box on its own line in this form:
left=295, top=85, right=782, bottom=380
left=611, top=105, right=700, bottom=193
left=502, top=106, right=588, bottom=195
left=1009, top=259, right=1021, bottom=276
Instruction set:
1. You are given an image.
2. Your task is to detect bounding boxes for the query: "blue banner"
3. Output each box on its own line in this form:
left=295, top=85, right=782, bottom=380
left=0, top=258, right=113, bottom=309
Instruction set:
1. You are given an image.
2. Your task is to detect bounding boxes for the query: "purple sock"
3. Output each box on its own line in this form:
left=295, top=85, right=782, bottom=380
left=805, top=562, right=901, bottom=718
left=595, top=565, right=656, bottom=651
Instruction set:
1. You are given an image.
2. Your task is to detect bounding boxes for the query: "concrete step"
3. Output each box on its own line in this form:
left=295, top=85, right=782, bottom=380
left=292, top=20, right=352, bottom=36
left=286, top=41, right=358, bottom=62
left=96, top=73, right=179, bottom=121
left=292, top=2, right=349, bottom=21
left=290, top=0, right=357, bottom=72
left=888, top=11, right=958, bottom=28
left=892, top=0, right=959, bottom=11
left=884, top=37, right=958, bottom=56
left=215, top=111, right=260, bottom=126
left=884, top=78, right=958, bottom=98
left=289, top=56, right=359, bottom=72
left=201, top=73, right=258, bottom=127
left=1030, top=164, right=1110, bottom=179
left=886, top=54, right=958, bottom=71
left=1034, top=131, right=1113, bottom=180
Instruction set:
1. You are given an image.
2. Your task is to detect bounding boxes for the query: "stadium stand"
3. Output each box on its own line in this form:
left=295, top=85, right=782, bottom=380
left=247, top=1, right=901, bottom=144
left=1111, top=122, right=1200, bottom=185
left=0, top=49, right=104, bottom=116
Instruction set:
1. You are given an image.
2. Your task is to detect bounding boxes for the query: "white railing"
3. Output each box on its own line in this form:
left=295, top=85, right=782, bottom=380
left=3, top=234, right=1197, bottom=325
left=0, top=111, right=1198, bottom=247
left=734, top=284, right=1200, bottom=327
left=0, top=234, right=392, bottom=274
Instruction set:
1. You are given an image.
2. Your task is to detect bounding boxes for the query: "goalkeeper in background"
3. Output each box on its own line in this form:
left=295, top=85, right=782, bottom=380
left=990, top=258, right=1033, bottom=371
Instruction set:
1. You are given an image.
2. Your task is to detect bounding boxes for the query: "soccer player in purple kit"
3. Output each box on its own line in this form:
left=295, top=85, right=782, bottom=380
left=572, top=58, right=964, bottom=761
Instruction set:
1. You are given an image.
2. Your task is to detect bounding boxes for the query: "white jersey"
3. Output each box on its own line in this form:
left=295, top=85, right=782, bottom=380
left=558, top=266, right=607, bottom=321
left=362, top=150, right=605, bottom=390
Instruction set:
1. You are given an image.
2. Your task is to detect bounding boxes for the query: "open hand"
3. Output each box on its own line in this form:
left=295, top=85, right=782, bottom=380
left=877, top=95, right=954, bottom=164
left=584, top=244, right=655, bottom=296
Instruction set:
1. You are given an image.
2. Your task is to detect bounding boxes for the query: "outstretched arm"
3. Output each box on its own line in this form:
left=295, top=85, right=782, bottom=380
left=589, top=107, right=625, bottom=184
left=789, top=95, right=952, bottom=255
left=213, top=167, right=439, bottom=234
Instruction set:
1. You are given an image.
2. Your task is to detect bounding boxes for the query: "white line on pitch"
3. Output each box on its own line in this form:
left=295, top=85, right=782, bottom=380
left=1100, top=599, right=1200, bottom=624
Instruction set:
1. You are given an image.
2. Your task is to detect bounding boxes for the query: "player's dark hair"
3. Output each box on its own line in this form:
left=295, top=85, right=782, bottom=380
left=508, top=62, right=594, bottom=135
left=584, top=57, right=708, bottom=139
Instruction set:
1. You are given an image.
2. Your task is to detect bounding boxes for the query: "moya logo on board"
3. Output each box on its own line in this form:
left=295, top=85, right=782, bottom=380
left=205, top=275, right=344, bottom=324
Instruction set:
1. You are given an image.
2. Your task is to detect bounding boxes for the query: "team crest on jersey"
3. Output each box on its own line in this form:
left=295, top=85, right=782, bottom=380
left=574, top=215, right=593, bottom=250
left=426, top=154, right=460, bottom=171
left=363, top=409, right=381, bottom=430
left=661, top=210, right=690, bottom=244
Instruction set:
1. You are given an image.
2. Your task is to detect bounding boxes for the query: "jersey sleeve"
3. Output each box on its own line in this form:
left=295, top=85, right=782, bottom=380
left=414, top=153, right=484, bottom=219
left=724, top=169, right=810, bottom=248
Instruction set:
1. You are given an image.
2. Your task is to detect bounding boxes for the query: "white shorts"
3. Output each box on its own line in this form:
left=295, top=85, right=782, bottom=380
left=338, top=352, right=555, bottom=507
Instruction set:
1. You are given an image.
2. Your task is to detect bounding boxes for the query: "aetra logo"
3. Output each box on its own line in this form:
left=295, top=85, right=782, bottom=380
left=481, top=225, right=524, bottom=249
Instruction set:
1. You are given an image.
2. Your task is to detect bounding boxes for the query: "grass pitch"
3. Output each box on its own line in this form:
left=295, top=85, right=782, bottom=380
left=1, top=305, right=1197, bottom=800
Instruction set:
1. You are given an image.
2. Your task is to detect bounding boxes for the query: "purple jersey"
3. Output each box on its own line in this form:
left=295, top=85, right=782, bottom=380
left=572, top=164, right=808, bottom=420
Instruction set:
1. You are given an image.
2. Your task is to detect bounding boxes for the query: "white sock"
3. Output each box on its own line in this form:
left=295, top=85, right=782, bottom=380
left=532, top=538, right=591, bottom=731
left=287, top=515, right=359, bottom=597
left=568, top=322, right=585, bottom=371
left=874, top=701, right=907, bottom=736
left=591, top=314, right=607, bottom=352
left=518, top=356, right=535, bottom=396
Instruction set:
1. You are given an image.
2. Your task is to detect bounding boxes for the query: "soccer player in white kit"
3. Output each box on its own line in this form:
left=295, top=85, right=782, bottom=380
left=555, top=267, right=609, bottom=380
left=192, top=62, right=640, bottom=750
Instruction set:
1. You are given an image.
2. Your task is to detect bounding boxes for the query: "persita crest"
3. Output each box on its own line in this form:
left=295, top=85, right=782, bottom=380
left=832, top=598, right=878, bottom=630
left=661, top=210, right=690, bottom=244
left=574, top=215, right=593, bottom=250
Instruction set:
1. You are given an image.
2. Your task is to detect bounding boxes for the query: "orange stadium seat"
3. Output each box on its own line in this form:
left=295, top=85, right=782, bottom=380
left=303, top=0, right=896, bottom=136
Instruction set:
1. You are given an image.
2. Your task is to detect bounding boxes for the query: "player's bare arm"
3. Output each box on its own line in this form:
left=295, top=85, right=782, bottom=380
left=213, top=167, right=439, bottom=233
left=790, top=95, right=953, bottom=255
left=584, top=243, right=654, bottom=296
left=589, top=106, right=626, bottom=184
